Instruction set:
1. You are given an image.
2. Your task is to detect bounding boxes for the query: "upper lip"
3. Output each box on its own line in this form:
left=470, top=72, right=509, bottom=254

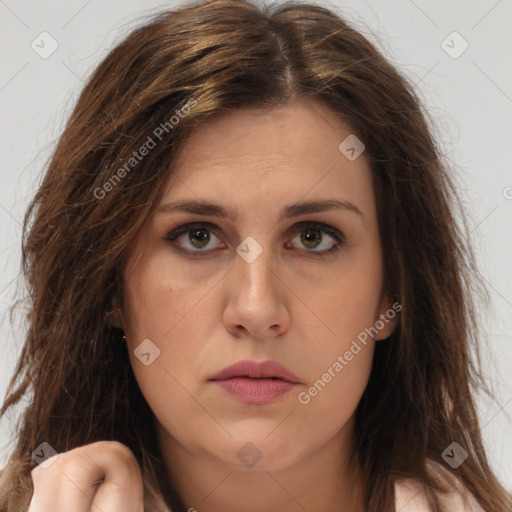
left=210, top=360, right=301, bottom=383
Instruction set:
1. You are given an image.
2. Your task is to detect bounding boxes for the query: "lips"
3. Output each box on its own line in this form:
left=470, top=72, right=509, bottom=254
left=209, top=360, right=301, bottom=383
left=209, top=360, right=302, bottom=405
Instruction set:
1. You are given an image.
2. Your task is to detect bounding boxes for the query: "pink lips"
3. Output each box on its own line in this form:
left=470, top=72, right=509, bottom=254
left=209, top=360, right=301, bottom=405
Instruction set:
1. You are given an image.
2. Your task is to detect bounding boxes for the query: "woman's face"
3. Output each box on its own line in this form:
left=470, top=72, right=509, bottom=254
left=120, top=99, right=396, bottom=474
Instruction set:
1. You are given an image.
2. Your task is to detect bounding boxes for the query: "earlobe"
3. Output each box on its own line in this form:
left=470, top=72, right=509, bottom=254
left=375, top=295, right=401, bottom=341
left=105, top=296, right=124, bottom=329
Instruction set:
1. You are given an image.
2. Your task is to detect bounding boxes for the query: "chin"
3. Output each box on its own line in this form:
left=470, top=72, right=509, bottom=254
left=212, top=427, right=308, bottom=472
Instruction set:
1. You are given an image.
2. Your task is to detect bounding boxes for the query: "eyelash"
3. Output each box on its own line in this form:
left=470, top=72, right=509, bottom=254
left=163, top=221, right=346, bottom=259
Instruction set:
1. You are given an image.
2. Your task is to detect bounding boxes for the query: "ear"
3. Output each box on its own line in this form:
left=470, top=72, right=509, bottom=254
left=374, top=294, right=401, bottom=341
left=106, top=295, right=124, bottom=329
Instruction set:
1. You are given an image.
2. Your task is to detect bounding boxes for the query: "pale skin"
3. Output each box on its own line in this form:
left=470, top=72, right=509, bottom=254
left=28, top=99, right=397, bottom=511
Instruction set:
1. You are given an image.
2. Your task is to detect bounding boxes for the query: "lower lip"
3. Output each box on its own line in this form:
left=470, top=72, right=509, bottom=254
left=211, top=377, right=299, bottom=404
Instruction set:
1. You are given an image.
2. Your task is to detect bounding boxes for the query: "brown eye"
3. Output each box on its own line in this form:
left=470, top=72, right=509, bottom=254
left=286, top=222, right=344, bottom=256
left=164, top=222, right=224, bottom=255
left=188, top=228, right=211, bottom=249
left=300, top=228, right=323, bottom=249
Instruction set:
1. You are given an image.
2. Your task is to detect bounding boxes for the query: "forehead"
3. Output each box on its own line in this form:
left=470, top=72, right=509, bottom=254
left=160, top=99, right=374, bottom=219
left=171, top=99, right=356, bottom=169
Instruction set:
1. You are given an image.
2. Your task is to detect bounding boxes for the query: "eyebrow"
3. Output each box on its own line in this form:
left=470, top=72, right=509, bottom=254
left=155, top=198, right=364, bottom=222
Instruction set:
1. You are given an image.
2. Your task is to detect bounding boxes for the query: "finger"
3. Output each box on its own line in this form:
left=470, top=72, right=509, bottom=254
left=29, top=441, right=143, bottom=512
left=29, top=457, right=107, bottom=512
left=80, top=442, right=144, bottom=512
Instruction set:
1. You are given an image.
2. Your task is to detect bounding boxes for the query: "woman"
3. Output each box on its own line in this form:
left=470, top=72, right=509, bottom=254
left=0, top=0, right=510, bottom=510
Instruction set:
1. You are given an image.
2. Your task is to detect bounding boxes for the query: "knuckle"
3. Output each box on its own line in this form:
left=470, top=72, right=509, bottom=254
left=30, top=454, right=60, bottom=481
left=106, top=441, right=139, bottom=467
left=85, top=440, right=141, bottom=476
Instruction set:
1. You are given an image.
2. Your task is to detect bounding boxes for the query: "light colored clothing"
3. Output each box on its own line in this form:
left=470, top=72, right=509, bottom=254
left=395, top=461, right=485, bottom=511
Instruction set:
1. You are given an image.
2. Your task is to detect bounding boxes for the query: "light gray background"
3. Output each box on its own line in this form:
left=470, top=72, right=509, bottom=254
left=1, top=0, right=511, bottom=489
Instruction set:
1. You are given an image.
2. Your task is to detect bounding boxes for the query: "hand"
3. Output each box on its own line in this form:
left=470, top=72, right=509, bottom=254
left=28, top=440, right=144, bottom=512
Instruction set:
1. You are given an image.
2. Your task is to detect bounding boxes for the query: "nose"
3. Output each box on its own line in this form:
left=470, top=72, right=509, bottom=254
left=222, top=241, right=290, bottom=341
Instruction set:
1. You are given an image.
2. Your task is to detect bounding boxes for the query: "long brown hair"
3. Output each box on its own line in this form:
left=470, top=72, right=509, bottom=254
left=1, top=0, right=510, bottom=510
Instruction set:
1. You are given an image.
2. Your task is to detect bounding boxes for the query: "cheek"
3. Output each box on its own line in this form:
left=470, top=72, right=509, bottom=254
left=122, top=274, right=211, bottom=447
left=291, top=241, right=382, bottom=424
left=122, top=250, right=206, bottom=341
left=295, top=328, right=375, bottom=447
left=293, top=243, right=384, bottom=347
left=121, top=254, right=218, bottom=415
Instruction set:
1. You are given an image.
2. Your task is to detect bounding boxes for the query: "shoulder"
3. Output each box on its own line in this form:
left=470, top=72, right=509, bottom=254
left=394, top=460, right=485, bottom=512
